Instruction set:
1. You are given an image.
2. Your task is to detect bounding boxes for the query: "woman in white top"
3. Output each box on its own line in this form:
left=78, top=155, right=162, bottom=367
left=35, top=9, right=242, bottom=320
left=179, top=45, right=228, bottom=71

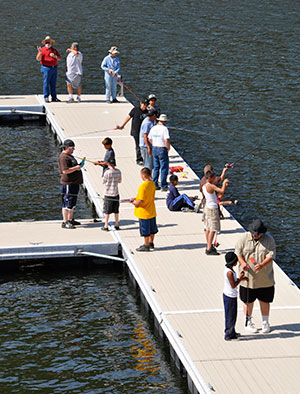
left=202, top=170, right=229, bottom=255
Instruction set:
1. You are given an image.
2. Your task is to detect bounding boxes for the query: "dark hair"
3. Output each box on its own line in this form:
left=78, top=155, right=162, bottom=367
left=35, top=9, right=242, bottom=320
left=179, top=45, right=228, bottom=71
left=102, top=137, right=113, bottom=146
left=169, top=174, right=178, bottom=184
left=141, top=167, right=151, bottom=177
left=205, top=170, right=215, bottom=179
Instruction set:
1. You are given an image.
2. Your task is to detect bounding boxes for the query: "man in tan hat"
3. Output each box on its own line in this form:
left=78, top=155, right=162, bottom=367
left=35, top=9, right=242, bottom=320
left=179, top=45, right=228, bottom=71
left=148, top=114, right=170, bottom=191
left=36, top=35, right=61, bottom=102
left=100, top=46, right=120, bottom=103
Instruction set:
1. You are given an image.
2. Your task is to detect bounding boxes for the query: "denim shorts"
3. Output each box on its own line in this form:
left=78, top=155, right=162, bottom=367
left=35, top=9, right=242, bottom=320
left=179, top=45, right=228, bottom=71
left=61, top=184, right=79, bottom=210
left=139, top=217, right=158, bottom=237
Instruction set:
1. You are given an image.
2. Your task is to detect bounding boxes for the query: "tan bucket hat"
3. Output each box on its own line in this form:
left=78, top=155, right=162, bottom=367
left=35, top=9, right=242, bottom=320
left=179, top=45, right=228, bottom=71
left=42, top=35, right=55, bottom=45
left=157, top=114, right=168, bottom=122
left=108, top=46, right=119, bottom=54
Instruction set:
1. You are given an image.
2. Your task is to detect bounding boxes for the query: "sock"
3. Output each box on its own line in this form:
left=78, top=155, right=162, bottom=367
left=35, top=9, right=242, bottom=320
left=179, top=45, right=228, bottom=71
left=262, top=315, right=269, bottom=324
left=69, top=94, right=73, bottom=99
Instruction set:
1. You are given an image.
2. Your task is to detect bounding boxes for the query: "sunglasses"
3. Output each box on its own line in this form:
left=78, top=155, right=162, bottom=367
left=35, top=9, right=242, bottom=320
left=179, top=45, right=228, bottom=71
left=45, top=41, right=51, bottom=44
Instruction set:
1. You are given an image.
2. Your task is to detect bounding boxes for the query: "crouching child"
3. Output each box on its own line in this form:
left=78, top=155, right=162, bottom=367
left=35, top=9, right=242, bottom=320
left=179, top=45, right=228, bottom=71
left=166, top=175, right=196, bottom=211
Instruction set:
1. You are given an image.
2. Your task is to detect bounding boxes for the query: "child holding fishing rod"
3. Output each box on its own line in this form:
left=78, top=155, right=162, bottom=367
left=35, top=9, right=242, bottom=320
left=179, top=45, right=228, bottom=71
left=223, top=252, right=248, bottom=340
left=93, top=137, right=115, bottom=176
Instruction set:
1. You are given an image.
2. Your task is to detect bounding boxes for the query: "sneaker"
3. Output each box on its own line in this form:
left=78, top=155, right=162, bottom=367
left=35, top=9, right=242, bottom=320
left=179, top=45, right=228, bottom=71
left=101, top=226, right=109, bottom=231
left=115, top=225, right=120, bottom=230
left=136, top=244, right=150, bottom=252
left=155, top=186, right=160, bottom=191
left=62, top=220, right=75, bottom=229
left=76, top=96, right=81, bottom=102
left=245, top=319, right=258, bottom=333
left=70, top=219, right=81, bottom=226
left=205, top=248, right=220, bottom=255
left=67, top=98, right=75, bottom=103
left=44, top=97, right=49, bottom=103
left=225, top=335, right=240, bottom=341
left=149, top=242, right=154, bottom=250
left=262, top=322, right=271, bottom=333
left=106, top=100, right=111, bottom=104
left=161, top=187, right=168, bottom=192
left=52, top=97, right=61, bottom=102
left=112, top=98, right=120, bottom=103
left=136, top=160, right=144, bottom=166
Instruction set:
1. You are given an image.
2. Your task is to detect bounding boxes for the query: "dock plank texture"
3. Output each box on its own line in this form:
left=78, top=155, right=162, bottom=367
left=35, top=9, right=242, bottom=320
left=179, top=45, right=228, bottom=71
left=2, top=94, right=300, bottom=393
left=45, top=95, right=300, bottom=394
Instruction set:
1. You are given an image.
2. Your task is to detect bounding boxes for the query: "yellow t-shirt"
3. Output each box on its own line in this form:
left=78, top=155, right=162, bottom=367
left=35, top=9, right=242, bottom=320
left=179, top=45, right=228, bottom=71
left=134, top=180, right=156, bottom=219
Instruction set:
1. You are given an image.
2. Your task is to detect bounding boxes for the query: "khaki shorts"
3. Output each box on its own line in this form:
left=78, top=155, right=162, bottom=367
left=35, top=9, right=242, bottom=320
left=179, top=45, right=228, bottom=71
left=204, top=206, right=220, bottom=231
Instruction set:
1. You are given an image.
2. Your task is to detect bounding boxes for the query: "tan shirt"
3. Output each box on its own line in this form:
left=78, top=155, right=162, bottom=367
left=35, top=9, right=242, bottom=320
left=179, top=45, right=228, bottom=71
left=235, top=231, right=276, bottom=289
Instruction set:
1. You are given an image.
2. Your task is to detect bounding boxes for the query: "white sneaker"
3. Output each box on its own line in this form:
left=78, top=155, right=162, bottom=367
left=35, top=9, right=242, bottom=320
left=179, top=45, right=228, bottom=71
left=67, top=97, right=74, bottom=103
left=245, top=319, right=258, bottom=333
left=262, top=322, right=271, bottom=333
left=76, top=96, right=81, bottom=102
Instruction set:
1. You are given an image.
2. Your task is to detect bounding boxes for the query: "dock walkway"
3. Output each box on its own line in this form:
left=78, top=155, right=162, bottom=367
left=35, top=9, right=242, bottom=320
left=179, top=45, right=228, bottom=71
left=1, top=94, right=300, bottom=393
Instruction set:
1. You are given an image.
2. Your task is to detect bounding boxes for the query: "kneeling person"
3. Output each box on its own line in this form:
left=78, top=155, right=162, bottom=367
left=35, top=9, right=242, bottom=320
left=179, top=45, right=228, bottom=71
left=102, top=159, right=122, bottom=231
left=166, top=175, right=196, bottom=211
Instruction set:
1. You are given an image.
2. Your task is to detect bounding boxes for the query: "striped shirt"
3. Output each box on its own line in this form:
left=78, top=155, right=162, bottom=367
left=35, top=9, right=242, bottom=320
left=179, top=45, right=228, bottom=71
left=102, top=168, right=122, bottom=196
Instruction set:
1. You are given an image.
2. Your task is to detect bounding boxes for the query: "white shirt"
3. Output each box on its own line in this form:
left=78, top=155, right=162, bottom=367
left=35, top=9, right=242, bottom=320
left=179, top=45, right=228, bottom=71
left=66, top=51, right=83, bottom=76
left=223, top=267, right=238, bottom=298
left=202, top=183, right=218, bottom=209
left=148, top=124, right=170, bottom=147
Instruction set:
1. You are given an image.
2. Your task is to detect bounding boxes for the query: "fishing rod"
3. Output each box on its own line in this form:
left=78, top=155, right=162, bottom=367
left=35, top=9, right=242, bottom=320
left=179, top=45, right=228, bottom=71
left=113, top=74, right=141, bottom=102
left=225, top=151, right=254, bottom=169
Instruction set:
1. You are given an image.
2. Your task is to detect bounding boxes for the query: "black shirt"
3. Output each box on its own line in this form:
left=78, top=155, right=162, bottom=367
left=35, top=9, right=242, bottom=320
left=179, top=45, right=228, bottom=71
left=129, top=106, right=148, bottom=137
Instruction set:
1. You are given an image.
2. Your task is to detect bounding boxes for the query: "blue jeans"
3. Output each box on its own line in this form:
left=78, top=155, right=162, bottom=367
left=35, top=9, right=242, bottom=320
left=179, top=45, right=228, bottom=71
left=223, top=294, right=237, bottom=340
left=152, top=147, right=169, bottom=189
left=140, top=147, right=153, bottom=171
left=104, top=73, right=117, bottom=100
left=170, top=194, right=195, bottom=211
left=41, top=65, right=57, bottom=99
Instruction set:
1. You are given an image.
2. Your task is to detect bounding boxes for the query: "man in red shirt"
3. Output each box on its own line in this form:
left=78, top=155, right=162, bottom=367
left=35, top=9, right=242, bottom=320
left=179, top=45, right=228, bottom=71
left=36, top=35, right=61, bottom=102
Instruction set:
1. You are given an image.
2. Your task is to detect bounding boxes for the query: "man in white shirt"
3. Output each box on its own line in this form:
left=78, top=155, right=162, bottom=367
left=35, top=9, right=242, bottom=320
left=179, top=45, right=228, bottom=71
left=148, top=114, right=170, bottom=191
left=66, top=42, right=83, bottom=103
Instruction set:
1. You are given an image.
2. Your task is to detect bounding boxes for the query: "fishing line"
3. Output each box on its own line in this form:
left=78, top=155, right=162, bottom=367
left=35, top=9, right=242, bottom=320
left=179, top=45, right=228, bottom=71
left=113, top=75, right=141, bottom=102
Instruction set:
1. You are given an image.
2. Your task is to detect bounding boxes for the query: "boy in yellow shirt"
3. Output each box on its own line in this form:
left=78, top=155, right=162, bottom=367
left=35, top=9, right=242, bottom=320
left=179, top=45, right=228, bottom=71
left=132, top=167, right=158, bottom=251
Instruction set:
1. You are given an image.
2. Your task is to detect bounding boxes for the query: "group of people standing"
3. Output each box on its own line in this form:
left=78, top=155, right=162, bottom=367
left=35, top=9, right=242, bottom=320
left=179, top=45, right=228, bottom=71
left=36, top=35, right=121, bottom=104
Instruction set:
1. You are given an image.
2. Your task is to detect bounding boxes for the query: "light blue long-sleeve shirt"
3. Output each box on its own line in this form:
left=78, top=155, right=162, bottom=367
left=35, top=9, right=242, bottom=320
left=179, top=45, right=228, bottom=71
left=139, top=117, right=154, bottom=148
left=101, top=55, right=120, bottom=76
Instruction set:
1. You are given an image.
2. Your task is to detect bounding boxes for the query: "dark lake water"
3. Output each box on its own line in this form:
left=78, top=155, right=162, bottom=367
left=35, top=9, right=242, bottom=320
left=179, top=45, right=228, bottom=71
left=1, top=0, right=300, bottom=392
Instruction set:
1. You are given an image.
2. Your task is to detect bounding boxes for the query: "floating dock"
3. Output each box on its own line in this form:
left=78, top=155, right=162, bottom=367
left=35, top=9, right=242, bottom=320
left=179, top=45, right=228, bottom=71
left=1, top=94, right=300, bottom=394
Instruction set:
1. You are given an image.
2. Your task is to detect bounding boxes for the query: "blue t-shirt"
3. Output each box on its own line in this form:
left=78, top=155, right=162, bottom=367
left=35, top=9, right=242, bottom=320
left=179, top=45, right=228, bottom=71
left=166, top=184, right=180, bottom=209
left=139, top=117, right=154, bottom=148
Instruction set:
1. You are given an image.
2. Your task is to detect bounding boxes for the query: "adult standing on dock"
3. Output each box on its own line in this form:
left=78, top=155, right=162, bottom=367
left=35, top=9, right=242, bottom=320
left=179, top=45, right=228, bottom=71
left=36, top=35, right=61, bottom=103
left=148, top=114, right=170, bottom=191
left=101, top=46, right=120, bottom=103
left=66, top=42, right=83, bottom=103
left=235, top=219, right=276, bottom=334
left=58, top=139, right=83, bottom=229
left=117, top=99, right=148, bottom=165
left=139, top=110, right=157, bottom=171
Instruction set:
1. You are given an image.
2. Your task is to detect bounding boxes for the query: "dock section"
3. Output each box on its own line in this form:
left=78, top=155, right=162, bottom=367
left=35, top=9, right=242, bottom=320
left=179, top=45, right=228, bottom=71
left=1, top=94, right=300, bottom=393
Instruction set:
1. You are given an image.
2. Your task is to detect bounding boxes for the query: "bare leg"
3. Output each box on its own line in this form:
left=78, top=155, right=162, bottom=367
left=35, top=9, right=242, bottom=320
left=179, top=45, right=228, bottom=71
left=206, top=230, right=215, bottom=250
left=150, top=234, right=155, bottom=243
left=144, top=236, right=150, bottom=246
left=67, top=83, right=73, bottom=95
left=259, top=300, right=270, bottom=316
left=77, top=87, right=82, bottom=97
left=104, top=214, right=109, bottom=227
left=243, top=301, right=254, bottom=316
left=114, top=213, right=119, bottom=227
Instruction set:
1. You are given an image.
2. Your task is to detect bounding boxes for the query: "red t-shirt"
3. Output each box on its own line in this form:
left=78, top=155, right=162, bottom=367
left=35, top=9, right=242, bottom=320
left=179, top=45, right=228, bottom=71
left=39, top=46, right=60, bottom=67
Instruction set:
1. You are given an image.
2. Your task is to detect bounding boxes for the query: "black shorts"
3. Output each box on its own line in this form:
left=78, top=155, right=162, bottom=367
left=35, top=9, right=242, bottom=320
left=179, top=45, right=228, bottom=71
left=61, top=184, right=79, bottom=210
left=240, top=285, right=275, bottom=304
left=103, top=195, right=119, bottom=214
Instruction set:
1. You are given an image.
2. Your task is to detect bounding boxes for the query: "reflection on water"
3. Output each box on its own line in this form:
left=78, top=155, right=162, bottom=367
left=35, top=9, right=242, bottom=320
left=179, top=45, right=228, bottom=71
left=0, top=269, right=187, bottom=394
